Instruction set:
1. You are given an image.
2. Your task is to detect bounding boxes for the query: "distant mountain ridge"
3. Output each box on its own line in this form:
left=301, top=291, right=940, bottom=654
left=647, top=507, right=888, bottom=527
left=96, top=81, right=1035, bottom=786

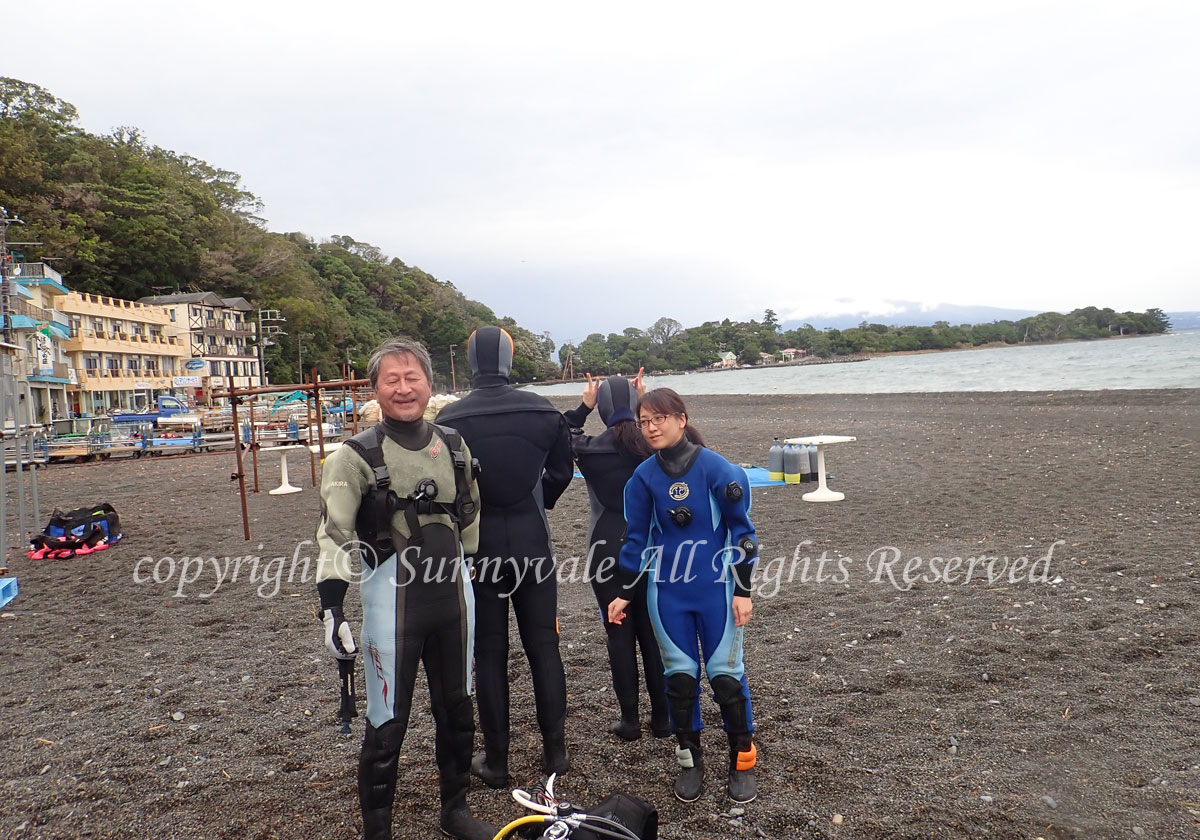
left=1164, top=311, right=1200, bottom=331
left=779, top=301, right=1194, bottom=332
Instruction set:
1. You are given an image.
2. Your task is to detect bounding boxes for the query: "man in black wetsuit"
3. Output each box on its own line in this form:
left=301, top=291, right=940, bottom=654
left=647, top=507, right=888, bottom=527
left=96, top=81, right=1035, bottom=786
left=436, top=326, right=574, bottom=787
left=316, top=337, right=496, bottom=840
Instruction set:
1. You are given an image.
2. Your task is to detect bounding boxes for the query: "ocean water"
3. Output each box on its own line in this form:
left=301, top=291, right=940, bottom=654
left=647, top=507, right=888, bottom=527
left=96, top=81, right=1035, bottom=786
left=529, top=330, right=1200, bottom=396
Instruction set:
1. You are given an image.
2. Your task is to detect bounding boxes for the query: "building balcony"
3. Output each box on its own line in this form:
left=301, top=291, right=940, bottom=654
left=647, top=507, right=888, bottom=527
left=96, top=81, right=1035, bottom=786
left=74, top=370, right=176, bottom=392
left=64, top=330, right=189, bottom=355
left=58, top=292, right=172, bottom=324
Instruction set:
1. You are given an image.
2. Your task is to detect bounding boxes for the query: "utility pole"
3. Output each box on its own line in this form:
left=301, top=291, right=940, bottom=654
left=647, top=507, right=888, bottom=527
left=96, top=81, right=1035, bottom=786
left=449, top=344, right=457, bottom=391
left=1, top=207, right=28, bottom=345
left=256, top=308, right=287, bottom=387
left=297, top=332, right=314, bottom=382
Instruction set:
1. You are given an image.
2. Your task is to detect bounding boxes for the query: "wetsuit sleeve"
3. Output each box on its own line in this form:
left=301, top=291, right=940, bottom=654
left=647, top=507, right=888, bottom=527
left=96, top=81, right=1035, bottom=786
left=563, top=402, right=592, bottom=430
left=316, top=445, right=371, bottom=592
left=617, top=470, right=654, bottom=587
left=540, top=414, right=574, bottom=510
left=714, top=459, right=757, bottom=598
left=459, top=440, right=481, bottom=557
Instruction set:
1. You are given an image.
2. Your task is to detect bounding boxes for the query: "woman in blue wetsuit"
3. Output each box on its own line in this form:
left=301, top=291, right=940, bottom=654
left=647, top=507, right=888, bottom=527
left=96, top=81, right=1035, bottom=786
left=564, top=372, right=671, bottom=742
left=608, top=388, right=759, bottom=804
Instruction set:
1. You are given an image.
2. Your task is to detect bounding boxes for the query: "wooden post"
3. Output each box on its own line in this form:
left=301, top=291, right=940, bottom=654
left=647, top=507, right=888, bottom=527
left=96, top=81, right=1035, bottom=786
left=306, top=372, right=317, bottom=487
left=313, top=367, right=327, bottom=462
left=228, top=377, right=251, bottom=541
left=249, top=396, right=260, bottom=493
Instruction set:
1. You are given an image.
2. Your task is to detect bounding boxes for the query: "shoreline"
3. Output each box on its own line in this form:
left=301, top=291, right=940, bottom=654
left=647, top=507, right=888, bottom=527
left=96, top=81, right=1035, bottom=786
left=535, top=329, right=1189, bottom=386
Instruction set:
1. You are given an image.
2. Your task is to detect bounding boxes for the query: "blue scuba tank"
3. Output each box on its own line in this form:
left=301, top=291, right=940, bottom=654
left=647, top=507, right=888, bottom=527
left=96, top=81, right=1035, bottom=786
left=800, top=444, right=813, bottom=483
left=807, top=444, right=820, bottom=480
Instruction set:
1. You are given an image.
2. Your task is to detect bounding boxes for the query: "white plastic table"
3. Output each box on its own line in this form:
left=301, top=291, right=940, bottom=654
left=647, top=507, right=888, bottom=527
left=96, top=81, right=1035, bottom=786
left=784, top=435, right=857, bottom=502
left=263, top=444, right=306, bottom=495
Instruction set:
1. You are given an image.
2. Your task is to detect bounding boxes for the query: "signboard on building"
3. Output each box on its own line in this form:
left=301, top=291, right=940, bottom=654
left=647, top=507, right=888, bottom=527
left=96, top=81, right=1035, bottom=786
left=134, top=381, right=154, bottom=390
left=33, top=327, right=54, bottom=376
left=184, top=359, right=207, bottom=372
left=68, top=367, right=78, bottom=385
left=173, top=376, right=202, bottom=387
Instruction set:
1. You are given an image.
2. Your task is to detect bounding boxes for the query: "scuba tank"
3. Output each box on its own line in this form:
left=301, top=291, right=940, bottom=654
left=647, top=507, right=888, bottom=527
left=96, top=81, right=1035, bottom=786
left=807, top=444, right=820, bottom=481
left=799, top=444, right=813, bottom=483
left=783, top=443, right=802, bottom=484
left=768, top=438, right=784, bottom=481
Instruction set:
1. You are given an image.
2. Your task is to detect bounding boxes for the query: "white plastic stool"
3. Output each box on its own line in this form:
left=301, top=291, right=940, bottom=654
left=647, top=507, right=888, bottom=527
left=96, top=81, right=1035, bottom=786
left=784, top=435, right=856, bottom=502
left=265, top=445, right=305, bottom=495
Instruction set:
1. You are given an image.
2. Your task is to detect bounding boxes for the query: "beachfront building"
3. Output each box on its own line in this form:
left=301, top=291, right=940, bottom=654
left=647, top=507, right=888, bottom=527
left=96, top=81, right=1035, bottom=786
left=58, top=291, right=191, bottom=416
left=137, top=293, right=259, bottom=394
left=780, top=347, right=806, bottom=361
left=6, top=262, right=74, bottom=422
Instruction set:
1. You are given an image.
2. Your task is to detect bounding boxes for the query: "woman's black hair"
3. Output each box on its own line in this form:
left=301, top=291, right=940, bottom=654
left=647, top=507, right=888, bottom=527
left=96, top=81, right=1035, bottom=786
left=638, top=388, right=706, bottom=447
left=610, top=419, right=653, bottom=459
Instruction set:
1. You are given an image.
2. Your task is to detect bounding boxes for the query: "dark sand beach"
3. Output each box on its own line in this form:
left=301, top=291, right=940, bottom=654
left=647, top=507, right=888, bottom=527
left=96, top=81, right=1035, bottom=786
left=2, top=390, right=1197, bottom=839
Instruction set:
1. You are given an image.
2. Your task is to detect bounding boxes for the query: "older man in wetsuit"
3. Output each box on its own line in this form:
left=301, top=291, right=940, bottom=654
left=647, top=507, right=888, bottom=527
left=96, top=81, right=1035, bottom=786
left=316, top=337, right=495, bottom=840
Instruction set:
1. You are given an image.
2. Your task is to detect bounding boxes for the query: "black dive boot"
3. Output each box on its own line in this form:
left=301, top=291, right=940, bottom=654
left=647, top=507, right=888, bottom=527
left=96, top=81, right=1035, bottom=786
left=542, top=728, right=570, bottom=776
left=362, top=808, right=392, bottom=840
left=608, top=702, right=641, bottom=741
left=359, top=722, right=403, bottom=840
left=440, top=771, right=499, bottom=840
left=710, top=674, right=757, bottom=804
left=673, top=731, right=704, bottom=802
left=649, top=700, right=673, bottom=739
left=469, top=733, right=509, bottom=789
left=469, top=752, right=509, bottom=790
left=727, top=732, right=758, bottom=804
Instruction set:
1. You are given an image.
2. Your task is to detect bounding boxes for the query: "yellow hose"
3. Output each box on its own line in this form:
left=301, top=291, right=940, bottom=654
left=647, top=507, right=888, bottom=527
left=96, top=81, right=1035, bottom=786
left=493, top=814, right=548, bottom=840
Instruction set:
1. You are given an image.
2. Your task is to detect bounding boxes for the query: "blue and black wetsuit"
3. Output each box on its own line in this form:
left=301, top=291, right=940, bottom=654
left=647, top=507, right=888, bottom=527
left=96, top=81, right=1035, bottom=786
left=618, top=436, right=757, bottom=745
left=565, top=399, right=670, bottom=738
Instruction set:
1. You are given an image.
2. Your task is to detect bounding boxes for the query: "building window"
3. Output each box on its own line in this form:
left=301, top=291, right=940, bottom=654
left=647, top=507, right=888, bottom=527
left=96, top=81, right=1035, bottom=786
left=169, top=310, right=176, bottom=322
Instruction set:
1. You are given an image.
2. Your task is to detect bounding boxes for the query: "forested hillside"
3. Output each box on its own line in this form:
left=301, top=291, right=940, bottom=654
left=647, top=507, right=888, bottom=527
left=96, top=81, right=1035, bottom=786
left=0, top=77, right=556, bottom=386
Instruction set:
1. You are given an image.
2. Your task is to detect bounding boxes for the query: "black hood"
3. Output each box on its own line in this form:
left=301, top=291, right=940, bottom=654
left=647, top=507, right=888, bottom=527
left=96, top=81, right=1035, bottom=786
left=597, top=377, right=638, bottom=427
left=468, top=326, right=514, bottom=387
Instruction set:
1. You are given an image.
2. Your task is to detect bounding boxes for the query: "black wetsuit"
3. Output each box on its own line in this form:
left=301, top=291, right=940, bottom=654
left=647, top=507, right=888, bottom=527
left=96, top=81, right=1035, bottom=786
left=435, top=357, right=573, bottom=769
left=564, top=402, right=670, bottom=737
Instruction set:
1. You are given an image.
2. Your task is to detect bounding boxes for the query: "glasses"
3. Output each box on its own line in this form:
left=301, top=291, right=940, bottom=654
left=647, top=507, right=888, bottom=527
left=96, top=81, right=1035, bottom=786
left=636, top=413, right=676, bottom=429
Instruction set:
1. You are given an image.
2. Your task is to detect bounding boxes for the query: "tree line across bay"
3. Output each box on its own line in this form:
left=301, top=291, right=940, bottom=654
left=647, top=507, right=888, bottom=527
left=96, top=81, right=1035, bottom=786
left=558, top=307, right=1170, bottom=376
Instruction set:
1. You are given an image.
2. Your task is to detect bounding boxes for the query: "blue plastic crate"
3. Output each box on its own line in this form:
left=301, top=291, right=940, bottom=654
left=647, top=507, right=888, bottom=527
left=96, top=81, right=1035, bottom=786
left=0, top=577, right=16, bottom=609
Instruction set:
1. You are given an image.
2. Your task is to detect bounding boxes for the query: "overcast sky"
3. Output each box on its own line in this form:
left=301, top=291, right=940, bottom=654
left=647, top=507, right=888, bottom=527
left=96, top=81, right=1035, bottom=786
left=9, top=1, right=1199, bottom=344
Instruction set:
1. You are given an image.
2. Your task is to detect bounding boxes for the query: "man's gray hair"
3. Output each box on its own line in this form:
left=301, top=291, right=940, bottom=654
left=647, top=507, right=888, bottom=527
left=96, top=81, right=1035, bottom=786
left=367, top=337, right=434, bottom=388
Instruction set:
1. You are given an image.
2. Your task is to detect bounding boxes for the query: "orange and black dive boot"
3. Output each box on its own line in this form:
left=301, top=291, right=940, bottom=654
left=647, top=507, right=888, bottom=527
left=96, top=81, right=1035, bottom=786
left=728, top=734, right=757, bottom=804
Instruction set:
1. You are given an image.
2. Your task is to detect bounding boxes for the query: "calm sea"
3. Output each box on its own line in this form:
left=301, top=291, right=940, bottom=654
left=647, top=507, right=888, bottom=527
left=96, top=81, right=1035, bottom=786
left=529, top=330, right=1200, bottom=395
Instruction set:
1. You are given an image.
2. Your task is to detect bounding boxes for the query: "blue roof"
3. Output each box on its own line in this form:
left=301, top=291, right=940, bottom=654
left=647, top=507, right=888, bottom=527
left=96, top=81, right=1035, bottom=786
left=17, top=277, right=70, bottom=295
left=8, top=316, right=71, bottom=339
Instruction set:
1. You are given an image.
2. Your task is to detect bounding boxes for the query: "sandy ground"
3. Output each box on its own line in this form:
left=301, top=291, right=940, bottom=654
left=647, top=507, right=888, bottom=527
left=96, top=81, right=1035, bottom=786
left=1, top=390, right=1198, bottom=840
